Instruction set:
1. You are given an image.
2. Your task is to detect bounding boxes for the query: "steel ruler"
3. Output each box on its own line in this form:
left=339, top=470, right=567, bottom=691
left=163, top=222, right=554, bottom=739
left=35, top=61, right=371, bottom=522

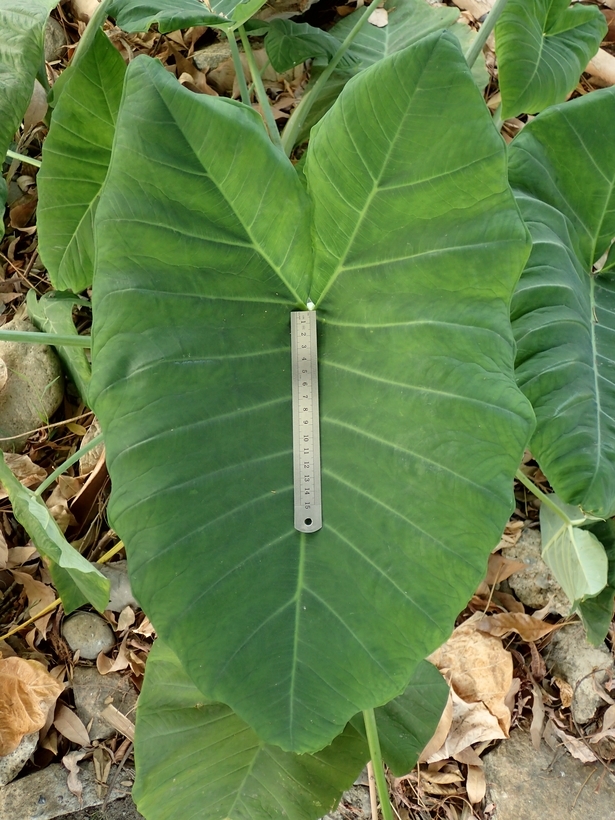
left=291, top=310, right=322, bottom=533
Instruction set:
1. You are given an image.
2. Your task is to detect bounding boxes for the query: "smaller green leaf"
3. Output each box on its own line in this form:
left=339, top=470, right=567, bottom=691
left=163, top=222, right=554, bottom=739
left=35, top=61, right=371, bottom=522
left=107, top=0, right=268, bottom=30
left=496, top=0, right=607, bottom=118
left=577, top=518, right=615, bottom=644
left=351, top=661, right=449, bottom=777
left=27, top=290, right=91, bottom=402
left=0, top=455, right=109, bottom=613
left=540, top=494, right=608, bottom=606
left=134, top=641, right=368, bottom=820
left=264, top=20, right=347, bottom=73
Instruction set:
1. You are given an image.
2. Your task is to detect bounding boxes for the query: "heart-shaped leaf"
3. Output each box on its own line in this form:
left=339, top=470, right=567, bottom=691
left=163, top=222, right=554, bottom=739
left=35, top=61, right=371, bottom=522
left=496, top=0, right=606, bottom=119
left=0, top=455, right=109, bottom=613
left=263, top=20, right=345, bottom=73
left=37, top=27, right=125, bottom=293
left=539, top=494, right=607, bottom=606
left=509, top=88, right=615, bottom=518
left=578, top=518, right=615, bottom=645
left=134, top=641, right=368, bottom=820
left=90, top=33, right=532, bottom=753
left=108, top=0, right=267, bottom=30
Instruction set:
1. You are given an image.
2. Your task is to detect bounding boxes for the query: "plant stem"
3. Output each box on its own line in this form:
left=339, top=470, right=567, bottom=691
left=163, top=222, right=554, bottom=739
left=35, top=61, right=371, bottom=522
left=492, top=102, right=503, bottom=132
left=238, top=25, right=283, bottom=151
left=465, top=0, right=511, bottom=68
left=0, top=330, right=91, bottom=347
left=5, top=150, right=42, bottom=168
left=281, top=1, right=374, bottom=156
left=35, top=432, right=103, bottom=497
left=362, top=709, right=394, bottom=820
left=226, top=30, right=251, bottom=106
left=514, top=469, right=572, bottom=525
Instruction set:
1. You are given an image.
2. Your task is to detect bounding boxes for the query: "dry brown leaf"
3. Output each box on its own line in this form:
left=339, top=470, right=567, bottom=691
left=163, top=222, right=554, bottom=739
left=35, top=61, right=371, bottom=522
left=97, top=634, right=130, bottom=675
left=491, top=590, right=525, bottom=614
left=421, top=690, right=507, bottom=763
left=530, top=681, right=544, bottom=750
left=554, top=676, right=573, bottom=708
left=54, top=703, right=90, bottom=747
left=23, top=80, right=48, bottom=131
left=0, top=528, right=8, bottom=570
left=421, top=769, right=463, bottom=785
left=419, top=691, right=453, bottom=762
left=62, top=749, right=86, bottom=801
left=586, top=47, right=615, bottom=87
left=12, top=569, right=56, bottom=638
left=7, top=545, right=38, bottom=568
left=429, top=614, right=513, bottom=734
left=0, top=453, right=46, bottom=498
left=529, top=641, right=546, bottom=681
left=603, top=703, right=615, bottom=731
left=70, top=0, right=100, bottom=21
left=485, top=553, right=526, bottom=585
left=550, top=724, right=598, bottom=763
left=466, top=765, right=486, bottom=804
left=477, top=612, right=558, bottom=642
left=117, top=606, right=135, bottom=633
left=0, top=656, right=64, bottom=754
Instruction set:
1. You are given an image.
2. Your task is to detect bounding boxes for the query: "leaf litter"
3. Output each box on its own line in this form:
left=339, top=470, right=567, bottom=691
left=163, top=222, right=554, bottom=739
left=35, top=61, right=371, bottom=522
left=0, top=2, right=615, bottom=819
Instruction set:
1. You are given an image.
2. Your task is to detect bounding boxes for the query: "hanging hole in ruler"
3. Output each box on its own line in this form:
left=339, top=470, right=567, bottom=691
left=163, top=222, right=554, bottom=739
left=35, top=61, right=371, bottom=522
left=304, top=518, right=312, bottom=526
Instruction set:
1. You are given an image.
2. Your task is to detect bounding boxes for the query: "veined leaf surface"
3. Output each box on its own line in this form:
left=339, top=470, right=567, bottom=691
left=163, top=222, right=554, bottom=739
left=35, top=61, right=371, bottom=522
left=108, top=0, right=267, bottom=30
left=134, top=641, right=368, bottom=820
left=37, top=27, right=125, bottom=293
left=578, top=519, right=615, bottom=645
left=91, top=35, right=533, bottom=753
left=496, top=0, right=606, bottom=119
left=509, top=88, right=615, bottom=517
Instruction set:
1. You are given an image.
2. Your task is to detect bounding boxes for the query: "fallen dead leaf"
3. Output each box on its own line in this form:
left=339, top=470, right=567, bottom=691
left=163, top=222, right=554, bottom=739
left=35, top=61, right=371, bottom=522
left=7, top=545, right=38, bottom=568
left=0, top=529, right=8, bottom=570
left=0, top=656, right=64, bottom=754
left=54, top=703, right=90, bottom=747
left=477, top=612, right=558, bottom=642
left=62, top=749, right=87, bottom=801
left=554, top=676, right=574, bottom=708
left=368, top=7, right=388, bottom=26
left=97, top=633, right=130, bottom=675
left=0, top=453, right=46, bottom=498
left=485, top=553, right=526, bottom=585
left=587, top=47, right=615, bottom=87
left=12, top=569, right=56, bottom=638
left=491, top=590, right=525, bottom=614
left=117, top=606, right=135, bottom=632
left=530, top=681, right=544, bottom=750
left=429, top=613, right=513, bottom=733
left=466, top=764, right=486, bottom=804
left=550, top=723, right=598, bottom=763
left=603, top=703, right=615, bottom=731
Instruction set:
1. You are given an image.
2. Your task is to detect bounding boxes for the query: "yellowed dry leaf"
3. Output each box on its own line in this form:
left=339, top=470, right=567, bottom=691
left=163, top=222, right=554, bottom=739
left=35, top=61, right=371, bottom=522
left=603, top=703, right=615, bottom=731
left=66, top=422, right=87, bottom=436
left=419, top=691, right=453, bottom=762
left=554, top=676, right=574, bottom=708
left=421, top=769, right=463, bottom=785
left=117, top=606, right=135, bottom=633
left=7, top=545, right=38, bottom=568
left=466, top=764, right=486, bottom=804
left=12, top=569, right=56, bottom=638
left=530, top=681, right=544, bottom=750
left=485, top=553, right=526, bottom=585
left=491, top=590, right=525, bottom=614
left=477, top=612, right=558, bottom=642
left=429, top=614, right=513, bottom=733
left=0, top=528, right=8, bottom=570
left=62, top=749, right=86, bottom=801
left=550, top=724, right=597, bottom=763
left=0, top=656, right=64, bottom=754
left=54, top=703, right=90, bottom=748
left=0, top=454, right=46, bottom=499
left=97, top=634, right=129, bottom=675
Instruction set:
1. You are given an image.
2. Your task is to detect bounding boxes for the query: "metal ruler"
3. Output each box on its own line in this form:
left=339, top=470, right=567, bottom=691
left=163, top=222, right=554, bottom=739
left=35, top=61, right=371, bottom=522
left=291, top=310, right=322, bottom=533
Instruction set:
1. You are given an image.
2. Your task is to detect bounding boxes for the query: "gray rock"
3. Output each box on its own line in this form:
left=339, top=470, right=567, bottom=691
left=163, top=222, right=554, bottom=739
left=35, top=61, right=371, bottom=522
left=484, top=728, right=615, bottom=819
left=506, top=527, right=570, bottom=616
left=97, top=562, right=139, bottom=613
left=193, top=41, right=232, bottom=71
left=0, top=732, right=38, bottom=787
left=72, top=667, right=137, bottom=741
left=44, top=18, right=68, bottom=62
left=0, top=317, right=64, bottom=453
left=545, top=623, right=614, bottom=724
left=79, top=419, right=104, bottom=476
left=0, top=761, right=130, bottom=820
left=62, top=612, right=115, bottom=660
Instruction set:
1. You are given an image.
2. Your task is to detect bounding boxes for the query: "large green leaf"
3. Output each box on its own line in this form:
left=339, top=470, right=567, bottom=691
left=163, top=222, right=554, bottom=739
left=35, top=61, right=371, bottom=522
left=496, top=0, right=606, bottom=119
left=578, top=518, right=615, bottom=645
left=509, top=88, right=615, bottom=518
left=352, top=661, right=448, bottom=777
left=292, top=0, right=483, bottom=145
left=0, top=455, right=109, bottom=613
left=90, top=34, right=533, bottom=753
left=0, top=0, right=59, bottom=239
left=37, top=27, right=125, bottom=293
left=108, top=0, right=267, bottom=30
left=26, top=290, right=91, bottom=401
left=134, top=641, right=367, bottom=820
left=263, top=20, right=345, bottom=73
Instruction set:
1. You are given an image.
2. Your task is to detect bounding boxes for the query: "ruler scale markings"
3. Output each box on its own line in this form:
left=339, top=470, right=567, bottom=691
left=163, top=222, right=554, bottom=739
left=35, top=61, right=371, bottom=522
left=291, top=310, right=322, bottom=533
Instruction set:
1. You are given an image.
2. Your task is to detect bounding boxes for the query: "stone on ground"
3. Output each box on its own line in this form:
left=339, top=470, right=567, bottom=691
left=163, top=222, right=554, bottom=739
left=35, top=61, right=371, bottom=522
left=62, top=612, right=115, bottom=660
left=506, top=527, right=569, bottom=616
left=72, top=667, right=137, bottom=741
left=0, top=732, right=38, bottom=786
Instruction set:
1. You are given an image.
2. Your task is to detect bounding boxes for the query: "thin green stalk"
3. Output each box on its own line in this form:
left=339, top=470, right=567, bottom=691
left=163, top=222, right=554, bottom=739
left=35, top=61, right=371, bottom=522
left=5, top=150, right=42, bottom=168
left=515, top=469, right=572, bottom=525
left=226, top=30, right=251, bottom=106
left=492, top=102, right=503, bottom=132
left=35, top=432, right=103, bottom=497
left=362, top=709, right=394, bottom=820
left=0, top=330, right=91, bottom=347
left=281, top=1, right=374, bottom=156
left=238, top=26, right=283, bottom=150
left=465, top=0, right=511, bottom=68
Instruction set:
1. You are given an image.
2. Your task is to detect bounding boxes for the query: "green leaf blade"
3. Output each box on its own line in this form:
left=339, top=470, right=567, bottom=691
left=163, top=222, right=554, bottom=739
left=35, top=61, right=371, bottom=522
left=0, top=455, right=109, bottom=613
left=37, top=27, right=125, bottom=293
left=510, top=89, right=615, bottom=517
left=264, top=20, right=343, bottom=73
left=91, top=40, right=533, bottom=754
left=107, top=0, right=268, bottom=30
left=134, top=641, right=368, bottom=820
left=496, top=0, right=607, bottom=119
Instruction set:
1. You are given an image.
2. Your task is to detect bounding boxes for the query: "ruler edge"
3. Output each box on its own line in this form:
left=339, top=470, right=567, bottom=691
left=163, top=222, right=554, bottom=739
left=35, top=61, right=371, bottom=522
left=291, top=310, right=322, bottom=533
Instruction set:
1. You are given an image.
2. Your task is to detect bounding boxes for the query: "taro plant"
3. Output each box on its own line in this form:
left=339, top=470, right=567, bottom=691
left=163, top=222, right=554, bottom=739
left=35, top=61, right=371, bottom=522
left=1, top=0, right=615, bottom=817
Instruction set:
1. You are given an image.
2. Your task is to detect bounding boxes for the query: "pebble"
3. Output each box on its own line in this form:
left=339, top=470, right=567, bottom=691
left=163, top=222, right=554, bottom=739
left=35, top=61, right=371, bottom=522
left=72, top=666, right=137, bottom=741
left=44, top=17, right=68, bottom=63
left=62, top=611, right=115, bottom=660
left=0, top=732, right=38, bottom=787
